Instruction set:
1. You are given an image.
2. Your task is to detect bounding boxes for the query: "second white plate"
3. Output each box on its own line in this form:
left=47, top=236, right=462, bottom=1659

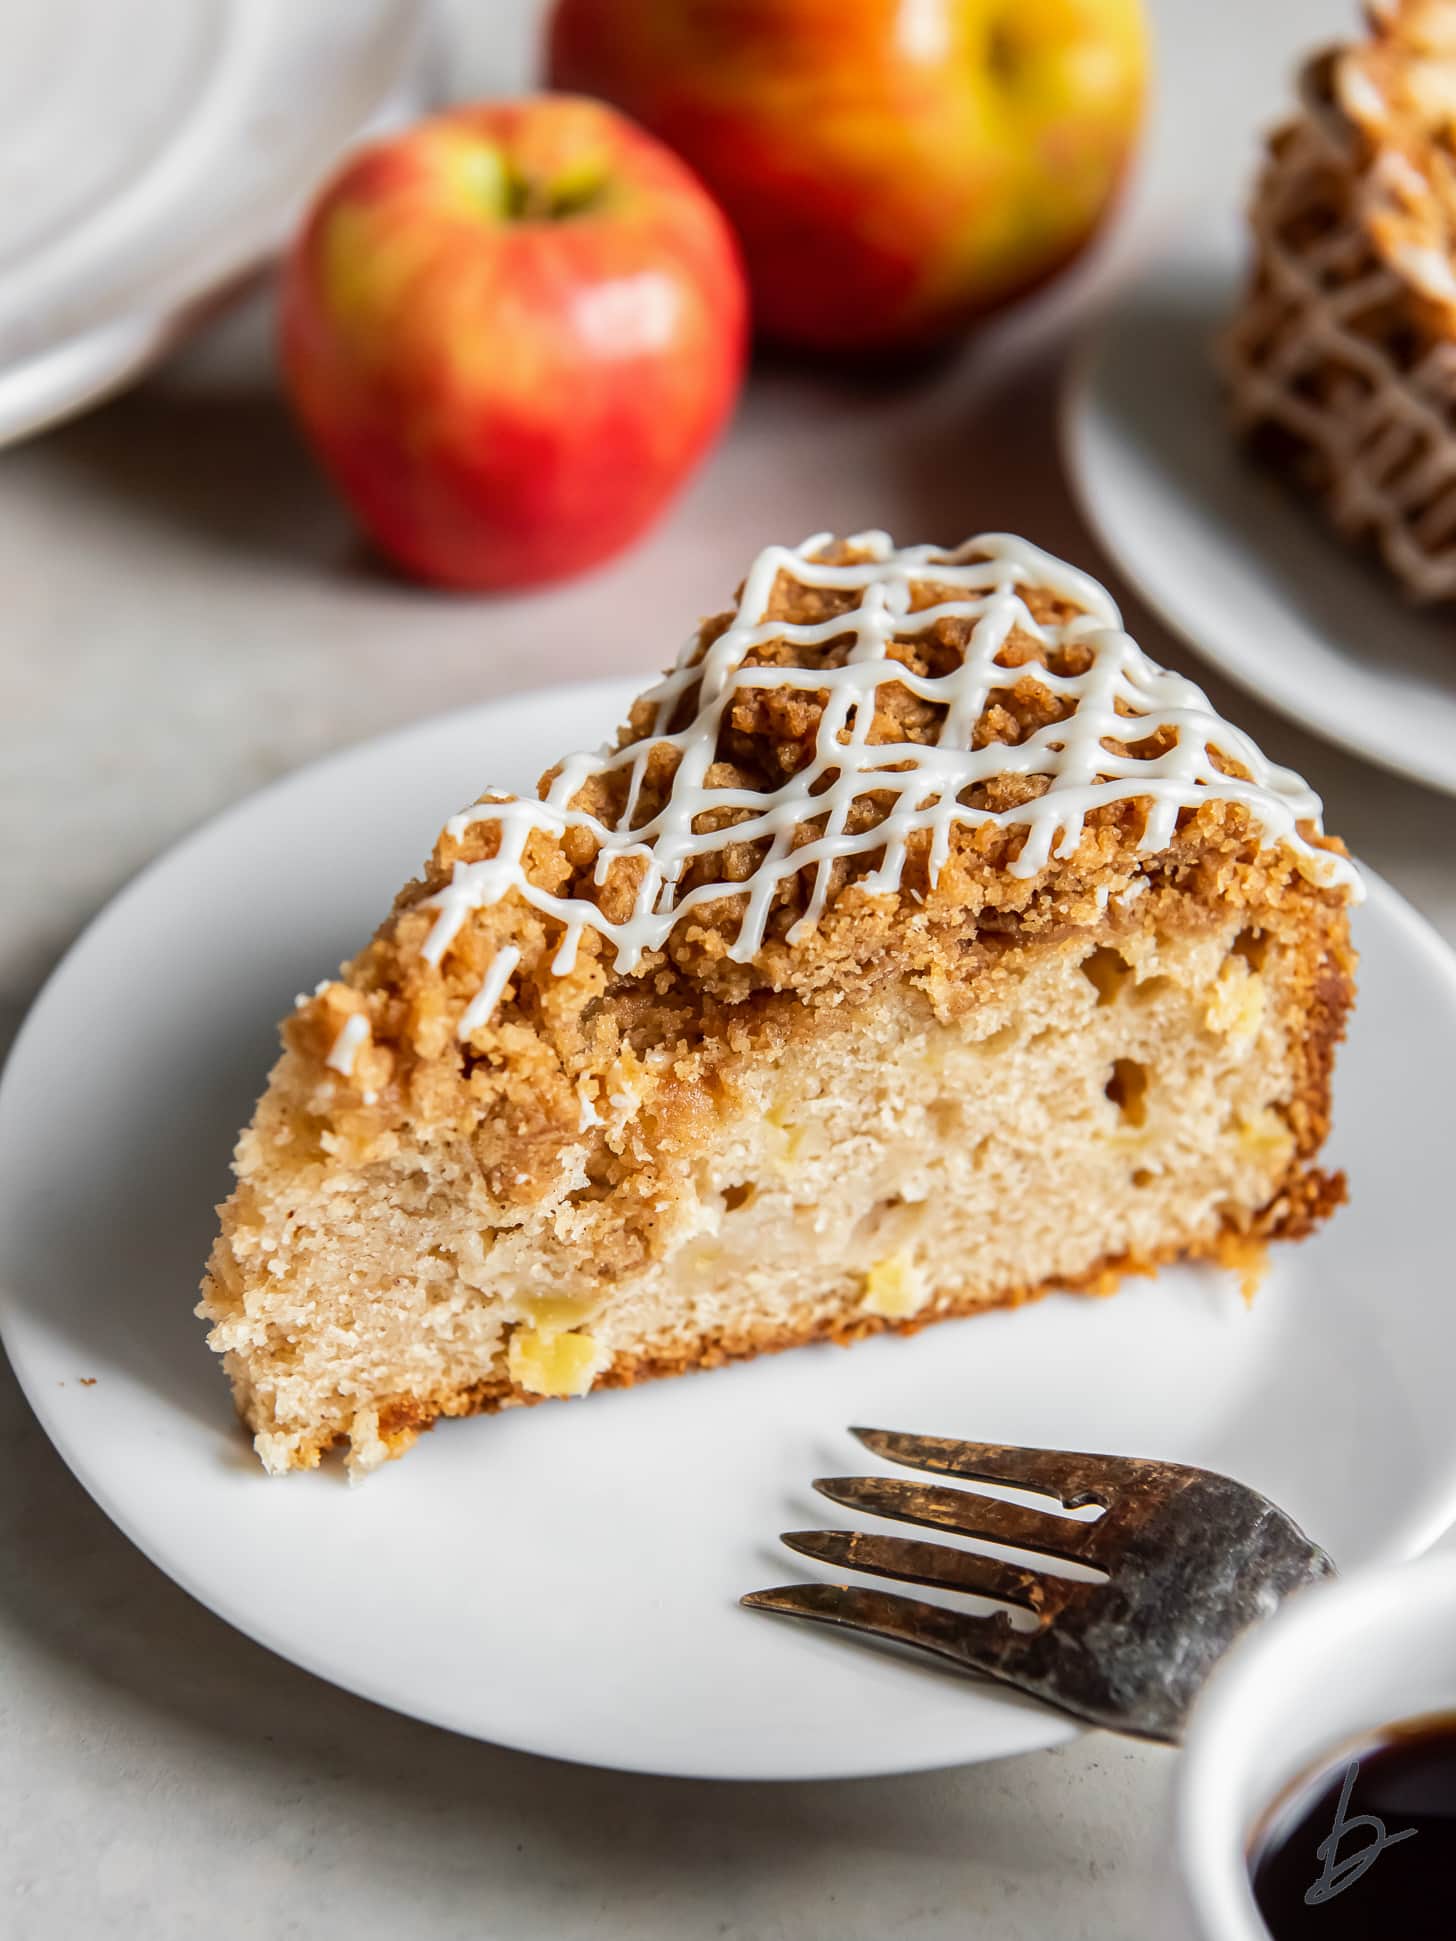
left=1063, top=235, right=1456, bottom=795
left=4, top=680, right=1456, bottom=1780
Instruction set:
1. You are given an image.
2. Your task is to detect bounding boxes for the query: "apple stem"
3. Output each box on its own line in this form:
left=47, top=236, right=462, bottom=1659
left=464, top=147, right=609, bottom=225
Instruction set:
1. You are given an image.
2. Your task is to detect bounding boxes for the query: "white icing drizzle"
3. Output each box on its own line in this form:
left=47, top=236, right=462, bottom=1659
left=456, top=944, right=521, bottom=1042
left=1226, top=37, right=1456, bottom=600
left=325, top=1012, right=370, bottom=1076
left=420, top=534, right=1356, bottom=1035
left=576, top=1080, right=602, bottom=1131
left=1395, top=238, right=1456, bottom=304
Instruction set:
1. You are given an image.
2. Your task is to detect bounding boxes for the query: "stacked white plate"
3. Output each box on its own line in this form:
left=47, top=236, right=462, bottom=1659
left=0, top=0, right=430, bottom=445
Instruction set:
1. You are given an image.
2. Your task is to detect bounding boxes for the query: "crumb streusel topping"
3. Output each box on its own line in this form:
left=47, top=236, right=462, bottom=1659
left=336, top=531, right=1353, bottom=1066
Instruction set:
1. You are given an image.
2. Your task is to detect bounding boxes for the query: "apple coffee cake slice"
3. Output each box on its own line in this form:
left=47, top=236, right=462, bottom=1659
left=200, top=532, right=1359, bottom=1475
left=1224, top=0, right=1456, bottom=599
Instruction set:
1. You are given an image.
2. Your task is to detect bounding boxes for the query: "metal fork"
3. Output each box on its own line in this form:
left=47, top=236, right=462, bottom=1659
left=742, top=1428, right=1335, bottom=1742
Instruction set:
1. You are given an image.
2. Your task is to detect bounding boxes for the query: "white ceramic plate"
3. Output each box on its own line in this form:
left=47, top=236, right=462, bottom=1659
left=1062, top=229, right=1456, bottom=796
left=0, top=0, right=428, bottom=446
left=4, top=679, right=1456, bottom=1781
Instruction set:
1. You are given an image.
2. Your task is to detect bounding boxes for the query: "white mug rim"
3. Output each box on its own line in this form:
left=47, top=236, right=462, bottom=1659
left=1176, top=1548, right=1456, bottom=1941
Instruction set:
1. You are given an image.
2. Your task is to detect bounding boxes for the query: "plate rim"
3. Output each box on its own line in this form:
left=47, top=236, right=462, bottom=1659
left=1058, top=254, right=1456, bottom=800
left=5, top=683, right=1456, bottom=1780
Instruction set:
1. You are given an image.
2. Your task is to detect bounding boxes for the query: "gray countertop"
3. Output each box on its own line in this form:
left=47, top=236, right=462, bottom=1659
left=5, top=2, right=1453, bottom=1935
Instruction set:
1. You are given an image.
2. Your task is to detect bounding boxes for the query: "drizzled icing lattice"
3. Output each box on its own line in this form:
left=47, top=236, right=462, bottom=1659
left=412, top=533, right=1355, bottom=1042
left=1224, top=6, right=1456, bottom=600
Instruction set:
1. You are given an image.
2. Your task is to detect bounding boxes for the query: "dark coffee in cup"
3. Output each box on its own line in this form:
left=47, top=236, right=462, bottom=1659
left=1248, top=1712, right=1456, bottom=1937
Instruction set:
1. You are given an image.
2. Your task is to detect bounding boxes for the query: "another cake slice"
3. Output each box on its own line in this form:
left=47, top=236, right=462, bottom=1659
left=200, top=532, right=1358, bottom=1476
left=1224, top=0, right=1456, bottom=599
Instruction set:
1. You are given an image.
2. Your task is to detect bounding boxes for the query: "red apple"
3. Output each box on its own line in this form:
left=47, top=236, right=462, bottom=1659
left=548, top=0, right=1148, bottom=355
left=280, top=96, right=748, bottom=589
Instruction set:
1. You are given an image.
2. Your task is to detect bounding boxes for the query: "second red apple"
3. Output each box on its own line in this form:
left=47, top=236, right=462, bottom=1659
left=549, top=0, right=1149, bottom=355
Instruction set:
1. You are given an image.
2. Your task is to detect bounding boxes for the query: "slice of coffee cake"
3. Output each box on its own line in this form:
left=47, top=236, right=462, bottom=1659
left=200, top=532, right=1358, bottom=1475
left=1224, top=0, right=1456, bottom=600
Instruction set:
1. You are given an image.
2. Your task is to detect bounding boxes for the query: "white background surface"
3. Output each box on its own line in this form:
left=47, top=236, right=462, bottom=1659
left=4, top=0, right=1454, bottom=1935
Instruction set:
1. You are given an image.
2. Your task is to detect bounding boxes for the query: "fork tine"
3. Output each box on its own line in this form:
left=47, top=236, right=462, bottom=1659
left=781, top=1529, right=1055, bottom=1614
left=850, top=1427, right=1142, bottom=1509
left=814, top=1475, right=1099, bottom=1564
left=741, top=1582, right=1030, bottom=1682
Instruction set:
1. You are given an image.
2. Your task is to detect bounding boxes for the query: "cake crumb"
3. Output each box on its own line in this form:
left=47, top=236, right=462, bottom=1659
left=1216, top=1232, right=1270, bottom=1305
